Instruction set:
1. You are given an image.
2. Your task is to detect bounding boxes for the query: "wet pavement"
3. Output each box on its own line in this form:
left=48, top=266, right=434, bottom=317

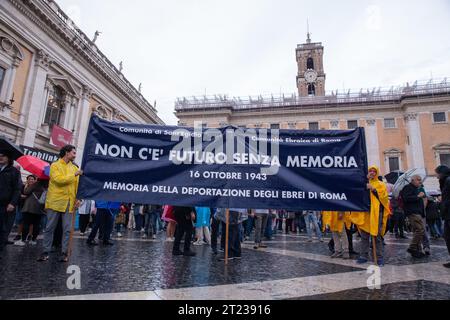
left=0, top=230, right=449, bottom=300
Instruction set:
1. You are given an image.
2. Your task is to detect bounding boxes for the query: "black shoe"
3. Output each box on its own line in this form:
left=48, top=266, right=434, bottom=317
left=172, top=250, right=183, bottom=256
left=183, top=250, right=196, bottom=257
left=211, top=248, right=218, bottom=255
left=13, top=235, right=21, bottom=241
left=103, top=240, right=114, bottom=246
left=328, top=243, right=335, bottom=253
left=408, top=248, right=425, bottom=258
left=37, top=252, right=49, bottom=262
left=443, top=262, right=450, bottom=268
left=87, top=239, right=98, bottom=246
left=6, top=241, right=14, bottom=245
left=399, top=235, right=408, bottom=239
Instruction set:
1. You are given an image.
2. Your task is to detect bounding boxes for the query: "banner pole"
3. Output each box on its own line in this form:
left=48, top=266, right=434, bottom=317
left=372, top=235, right=377, bottom=265
left=225, top=209, right=230, bottom=265
left=68, top=211, right=76, bottom=260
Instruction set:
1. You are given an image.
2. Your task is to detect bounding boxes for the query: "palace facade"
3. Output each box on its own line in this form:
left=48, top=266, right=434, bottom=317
left=0, top=0, right=163, bottom=164
left=175, top=34, right=450, bottom=190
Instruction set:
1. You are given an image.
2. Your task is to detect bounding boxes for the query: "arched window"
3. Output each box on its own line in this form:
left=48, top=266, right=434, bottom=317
left=44, top=86, right=66, bottom=126
left=308, top=84, right=316, bottom=96
left=307, top=57, right=314, bottom=70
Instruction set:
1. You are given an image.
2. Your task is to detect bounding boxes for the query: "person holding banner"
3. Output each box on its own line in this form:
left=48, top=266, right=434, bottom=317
left=351, top=165, right=390, bottom=266
left=37, top=145, right=82, bottom=263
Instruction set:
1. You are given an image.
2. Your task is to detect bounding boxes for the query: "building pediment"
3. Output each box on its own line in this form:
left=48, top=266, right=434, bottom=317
left=0, top=31, right=24, bottom=61
left=384, top=148, right=403, bottom=155
left=432, top=143, right=450, bottom=151
left=47, top=75, right=80, bottom=97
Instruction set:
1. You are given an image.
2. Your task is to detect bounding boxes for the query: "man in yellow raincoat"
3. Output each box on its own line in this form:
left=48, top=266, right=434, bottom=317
left=38, top=145, right=83, bottom=263
left=350, top=165, right=391, bottom=266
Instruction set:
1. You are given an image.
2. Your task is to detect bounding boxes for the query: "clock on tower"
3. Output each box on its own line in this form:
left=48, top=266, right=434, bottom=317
left=295, top=32, right=326, bottom=97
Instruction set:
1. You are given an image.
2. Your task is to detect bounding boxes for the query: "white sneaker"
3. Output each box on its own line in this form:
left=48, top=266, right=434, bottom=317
left=30, top=240, right=37, bottom=245
left=166, top=237, right=174, bottom=242
left=152, top=234, right=156, bottom=239
left=14, top=240, right=26, bottom=246
left=193, top=241, right=202, bottom=246
left=142, top=234, right=147, bottom=239
left=117, top=232, right=123, bottom=238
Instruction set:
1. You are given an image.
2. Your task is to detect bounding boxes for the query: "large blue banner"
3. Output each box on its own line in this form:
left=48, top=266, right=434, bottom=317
left=78, top=115, right=370, bottom=211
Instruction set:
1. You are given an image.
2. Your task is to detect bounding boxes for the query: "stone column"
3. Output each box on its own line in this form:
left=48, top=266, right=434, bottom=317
left=75, top=85, right=92, bottom=165
left=365, top=119, right=381, bottom=168
left=404, top=113, right=425, bottom=169
left=22, top=50, right=52, bottom=147
left=62, top=94, right=74, bottom=129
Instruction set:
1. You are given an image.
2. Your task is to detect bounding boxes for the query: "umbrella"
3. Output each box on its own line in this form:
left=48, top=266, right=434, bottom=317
left=16, top=155, right=50, bottom=180
left=384, top=170, right=404, bottom=184
left=0, top=137, right=23, bottom=160
left=392, top=168, right=427, bottom=198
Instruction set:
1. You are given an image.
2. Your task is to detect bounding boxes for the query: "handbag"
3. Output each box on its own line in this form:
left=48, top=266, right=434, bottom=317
left=32, top=190, right=47, bottom=205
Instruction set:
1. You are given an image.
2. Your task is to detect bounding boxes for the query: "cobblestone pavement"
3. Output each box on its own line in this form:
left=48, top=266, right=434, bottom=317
left=0, top=230, right=449, bottom=300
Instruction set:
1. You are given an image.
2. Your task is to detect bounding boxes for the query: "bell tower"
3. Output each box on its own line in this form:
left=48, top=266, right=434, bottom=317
left=296, top=28, right=326, bottom=97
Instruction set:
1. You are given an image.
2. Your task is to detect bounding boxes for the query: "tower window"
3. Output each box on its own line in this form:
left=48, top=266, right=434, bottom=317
left=308, top=84, right=316, bottom=96
left=307, top=57, right=314, bottom=70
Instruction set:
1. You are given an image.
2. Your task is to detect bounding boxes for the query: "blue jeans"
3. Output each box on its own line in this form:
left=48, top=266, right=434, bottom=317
left=144, top=212, right=158, bottom=235
left=134, top=214, right=143, bottom=230
left=245, top=216, right=254, bottom=237
left=305, top=213, right=322, bottom=240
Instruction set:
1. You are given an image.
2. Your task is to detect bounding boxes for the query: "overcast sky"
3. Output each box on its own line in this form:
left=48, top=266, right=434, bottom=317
left=56, top=0, right=450, bottom=125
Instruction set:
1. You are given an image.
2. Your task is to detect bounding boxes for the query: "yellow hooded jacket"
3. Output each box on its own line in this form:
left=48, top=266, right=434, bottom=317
left=322, top=211, right=352, bottom=232
left=45, top=159, right=79, bottom=214
left=350, top=165, right=391, bottom=236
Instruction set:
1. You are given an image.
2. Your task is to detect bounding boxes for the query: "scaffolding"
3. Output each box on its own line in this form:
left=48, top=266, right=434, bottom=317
left=175, top=78, right=450, bottom=111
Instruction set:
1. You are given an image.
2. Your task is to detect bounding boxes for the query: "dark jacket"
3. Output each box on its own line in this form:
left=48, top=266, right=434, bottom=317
left=425, top=199, right=440, bottom=222
left=400, top=183, right=425, bottom=217
left=439, top=175, right=450, bottom=220
left=0, top=165, right=21, bottom=206
left=173, top=206, right=194, bottom=224
left=21, top=182, right=45, bottom=215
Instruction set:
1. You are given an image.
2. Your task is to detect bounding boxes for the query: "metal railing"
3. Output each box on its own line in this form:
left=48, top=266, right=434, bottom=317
left=175, top=78, right=450, bottom=111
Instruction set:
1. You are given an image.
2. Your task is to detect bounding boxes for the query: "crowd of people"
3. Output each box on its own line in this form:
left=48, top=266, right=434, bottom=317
left=0, top=146, right=449, bottom=269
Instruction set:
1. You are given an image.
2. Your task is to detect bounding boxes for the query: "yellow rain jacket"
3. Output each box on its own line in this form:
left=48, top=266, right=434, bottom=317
left=322, top=211, right=351, bottom=232
left=350, top=165, right=391, bottom=236
left=45, top=159, right=79, bottom=213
